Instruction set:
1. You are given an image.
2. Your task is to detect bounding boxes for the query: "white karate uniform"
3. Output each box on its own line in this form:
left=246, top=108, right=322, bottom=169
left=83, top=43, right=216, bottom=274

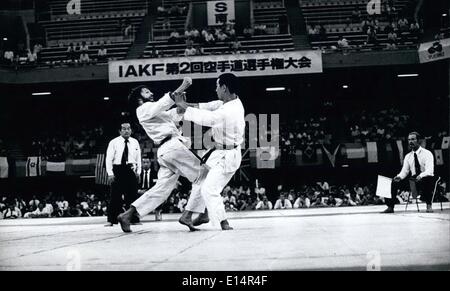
left=184, top=98, right=245, bottom=223
left=131, top=93, right=203, bottom=217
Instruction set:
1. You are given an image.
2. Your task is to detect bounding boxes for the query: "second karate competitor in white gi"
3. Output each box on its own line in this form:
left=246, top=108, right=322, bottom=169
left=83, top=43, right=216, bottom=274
left=117, top=85, right=205, bottom=233
left=175, top=73, right=245, bottom=231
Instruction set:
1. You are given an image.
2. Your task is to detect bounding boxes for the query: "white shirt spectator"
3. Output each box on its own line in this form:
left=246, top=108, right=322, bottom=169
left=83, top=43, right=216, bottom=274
left=217, top=32, right=228, bottom=41
left=255, top=200, right=273, bottom=210
left=44, top=203, right=54, bottom=215
left=4, top=50, right=14, bottom=61
left=177, top=197, right=187, bottom=212
left=184, top=46, right=196, bottom=56
left=98, top=47, right=107, bottom=56
left=3, top=207, right=21, bottom=219
left=205, top=33, right=215, bottom=42
left=274, top=198, right=293, bottom=209
left=397, top=146, right=434, bottom=179
left=27, top=50, right=37, bottom=62
left=338, top=37, right=349, bottom=48
left=29, top=198, right=40, bottom=208
left=106, top=136, right=142, bottom=176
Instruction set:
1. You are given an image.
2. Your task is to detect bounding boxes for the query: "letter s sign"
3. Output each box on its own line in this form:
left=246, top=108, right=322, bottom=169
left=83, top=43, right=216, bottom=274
left=215, top=2, right=228, bottom=12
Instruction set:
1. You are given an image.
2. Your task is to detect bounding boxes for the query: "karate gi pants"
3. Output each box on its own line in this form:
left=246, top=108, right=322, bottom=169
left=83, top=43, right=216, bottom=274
left=132, top=138, right=202, bottom=217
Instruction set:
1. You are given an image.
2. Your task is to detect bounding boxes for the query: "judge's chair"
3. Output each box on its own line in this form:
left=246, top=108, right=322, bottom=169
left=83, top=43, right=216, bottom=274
left=405, top=176, right=443, bottom=212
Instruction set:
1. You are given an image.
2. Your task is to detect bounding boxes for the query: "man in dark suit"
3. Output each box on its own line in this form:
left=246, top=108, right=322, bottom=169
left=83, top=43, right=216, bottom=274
left=138, top=157, right=162, bottom=221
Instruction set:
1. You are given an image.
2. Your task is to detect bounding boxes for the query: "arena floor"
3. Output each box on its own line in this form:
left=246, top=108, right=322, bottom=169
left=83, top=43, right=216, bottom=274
left=1, top=203, right=449, bottom=271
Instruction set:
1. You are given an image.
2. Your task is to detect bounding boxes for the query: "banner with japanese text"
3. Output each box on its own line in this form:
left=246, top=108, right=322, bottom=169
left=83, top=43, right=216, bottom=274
left=108, top=50, right=323, bottom=83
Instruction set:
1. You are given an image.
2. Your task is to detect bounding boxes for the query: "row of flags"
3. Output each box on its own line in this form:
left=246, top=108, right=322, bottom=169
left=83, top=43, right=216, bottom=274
left=0, top=137, right=448, bottom=177
left=252, top=137, right=450, bottom=169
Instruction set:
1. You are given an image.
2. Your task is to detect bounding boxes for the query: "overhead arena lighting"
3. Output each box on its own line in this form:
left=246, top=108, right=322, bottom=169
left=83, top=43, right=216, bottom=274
left=443, top=14, right=447, bottom=17
left=103, top=97, right=110, bottom=100
left=266, top=87, right=285, bottom=92
left=342, top=85, right=349, bottom=89
left=32, top=92, right=51, bottom=96
left=2, top=37, right=7, bottom=41
left=397, top=74, right=419, bottom=78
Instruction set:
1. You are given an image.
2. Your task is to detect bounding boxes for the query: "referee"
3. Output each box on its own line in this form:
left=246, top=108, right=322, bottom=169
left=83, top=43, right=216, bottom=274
left=105, top=122, right=142, bottom=226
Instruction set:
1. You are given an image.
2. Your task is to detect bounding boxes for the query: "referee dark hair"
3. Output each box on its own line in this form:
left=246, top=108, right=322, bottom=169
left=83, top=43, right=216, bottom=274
left=105, top=121, right=142, bottom=226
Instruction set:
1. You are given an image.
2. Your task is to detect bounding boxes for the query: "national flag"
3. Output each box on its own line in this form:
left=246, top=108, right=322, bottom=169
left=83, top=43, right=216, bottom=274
left=0, top=157, right=8, bottom=178
left=366, top=142, right=378, bottom=163
left=321, top=143, right=340, bottom=167
left=442, top=136, right=450, bottom=149
left=46, top=161, right=66, bottom=172
left=95, top=154, right=110, bottom=185
left=66, top=159, right=93, bottom=175
left=256, top=147, right=278, bottom=169
left=302, top=144, right=317, bottom=163
left=345, top=143, right=365, bottom=159
left=26, top=156, right=41, bottom=176
left=434, top=149, right=444, bottom=165
left=396, top=140, right=404, bottom=165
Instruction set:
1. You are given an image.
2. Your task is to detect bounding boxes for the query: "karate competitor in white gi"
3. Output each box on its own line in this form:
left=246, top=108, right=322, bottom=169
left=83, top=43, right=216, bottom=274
left=175, top=73, right=245, bottom=231
left=117, top=85, right=204, bottom=232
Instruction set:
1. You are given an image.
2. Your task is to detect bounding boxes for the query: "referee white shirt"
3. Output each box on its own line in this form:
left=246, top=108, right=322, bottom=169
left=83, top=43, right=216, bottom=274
left=397, top=146, right=434, bottom=179
left=106, top=136, right=142, bottom=176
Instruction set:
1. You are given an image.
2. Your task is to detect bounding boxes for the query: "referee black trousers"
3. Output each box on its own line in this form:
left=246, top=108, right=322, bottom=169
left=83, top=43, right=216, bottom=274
left=108, top=165, right=139, bottom=224
left=385, top=176, right=435, bottom=208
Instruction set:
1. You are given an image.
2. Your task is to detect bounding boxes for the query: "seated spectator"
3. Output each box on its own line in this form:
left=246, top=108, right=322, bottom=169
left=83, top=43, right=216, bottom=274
left=3, top=203, right=21, bottom=219
left=4, top=50, right=14, bottom=65
left=149, top=45, right=159, bottom=58
left=184, top=45, right=196, bottom=56
left=185, top=37, right=194, bottom=47
left=243, top=26, right=254, bottom=39
left=97, top=45, right=107, bottom=62
left=177, top=4, right=187, bottom=15
left=294, top=194, right=310, bottom=208
left=226, top=24, right=236, bottom=40
left=168, top=30, right=180, bottom=44
left=177, top=193, right=188, bottom=212
left=79, top=41, right=89, bottom=53
left=29, top=195, right=40, bottom=211
left=255, top=195, right=273, bottom=210
left=168, top=5, right=178, bottom=16
left=123, top=19, right=133, bottom=38
left=224, top=201, right=238, bottom=212
left=254, top=24, right=267, bottom=35
left=398, top=17, right=409, bottom=32
left=33, top=43, right=42, bottom=57
left=157, top=6, right=167, bottom=16
left=56, top=196, right=69, bottom=217
left=274, top=194, right=293, bottom=209
left=27, top=49, right=38, bottom=65
left=24, top=202, right=51, bottom=218
left=204, top=31, right=215, bottom=46
left=195, top=45, right=205, bottom=55
left=337, top=36, right=349, bottom=51
left=366, top=26, right=378, bottom=45
left=217, top=30, right=228, bottom=42
left=387, top=30, right=398, bottom=49
left=66, top=43, right=77, bottom=63
left=230, top=39, right=242, bottom=53
left=409, top=21, right=420, bottom=37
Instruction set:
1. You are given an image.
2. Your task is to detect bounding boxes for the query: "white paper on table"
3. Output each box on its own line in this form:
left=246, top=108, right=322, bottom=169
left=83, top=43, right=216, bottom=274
left=376, top=175, right=392, bottom=198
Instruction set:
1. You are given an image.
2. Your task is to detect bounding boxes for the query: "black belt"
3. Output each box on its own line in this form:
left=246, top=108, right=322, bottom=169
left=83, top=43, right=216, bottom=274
left=200, top=144, right=239, bottom=165
left=158, top=135, right=173, bottom=147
